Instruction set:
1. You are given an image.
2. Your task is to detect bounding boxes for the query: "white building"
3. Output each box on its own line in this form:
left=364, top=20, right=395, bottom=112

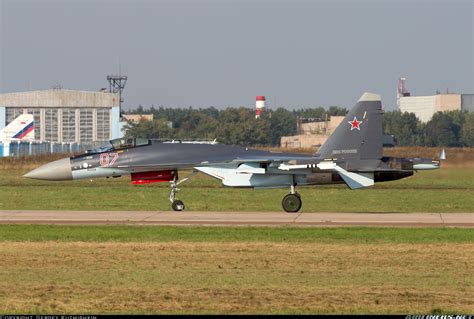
left=399, top=94, right=461, bottom=123
left=0, top=89, right=123, bottom=143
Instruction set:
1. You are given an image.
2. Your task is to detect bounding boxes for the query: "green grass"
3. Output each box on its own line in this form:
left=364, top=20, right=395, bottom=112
left=0, top=225, right=472, bottom=243
left=0, top=168, right=473, bottom=212
left=1, top=239, right=472, bottom=314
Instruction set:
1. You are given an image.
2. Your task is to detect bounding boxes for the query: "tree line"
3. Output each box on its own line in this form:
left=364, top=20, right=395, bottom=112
left=384, top=110, right=474, bottom=147
left=123, top=106, right=347, bottom=146
left=124, top=106, right=474, bottom=147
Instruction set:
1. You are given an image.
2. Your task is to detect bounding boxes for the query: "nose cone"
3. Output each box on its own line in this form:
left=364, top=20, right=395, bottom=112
left=24, top=158, right=73, bottom=181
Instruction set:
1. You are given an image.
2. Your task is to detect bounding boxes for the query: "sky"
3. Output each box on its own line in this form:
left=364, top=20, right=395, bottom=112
left=0, top=0, right=472, bottom=111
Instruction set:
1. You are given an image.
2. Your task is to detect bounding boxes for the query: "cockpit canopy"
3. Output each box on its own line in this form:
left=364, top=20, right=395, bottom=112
left=87, top=138, right=151, bottom=153
left=110, top=138, right=151, bottom=150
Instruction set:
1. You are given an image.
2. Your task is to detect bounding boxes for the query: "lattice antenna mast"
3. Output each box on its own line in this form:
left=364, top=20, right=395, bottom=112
left=397, top=77, right=410, bottom=107
left=107, top=75, right=127, bottom=115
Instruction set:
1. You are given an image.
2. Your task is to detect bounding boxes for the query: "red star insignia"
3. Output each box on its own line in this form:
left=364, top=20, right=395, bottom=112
left=348, top=116, right=362, bottom=131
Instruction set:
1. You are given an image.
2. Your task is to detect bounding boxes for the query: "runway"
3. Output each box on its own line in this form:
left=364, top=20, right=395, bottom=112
left=0, top=210, right=472, bottom=227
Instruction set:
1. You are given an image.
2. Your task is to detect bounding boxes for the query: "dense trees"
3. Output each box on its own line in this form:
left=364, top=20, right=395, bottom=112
left=424, top=112, right=460, bottom=147
left=124, top=106, right=474, bottom=147
left=461, top=113, right=474, bottom=147
left=383, top=111, right=423, bottom=146
left=383, top=110, right=474, bottom=147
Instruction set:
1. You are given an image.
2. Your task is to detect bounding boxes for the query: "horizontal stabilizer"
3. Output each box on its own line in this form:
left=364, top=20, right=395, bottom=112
left=334, top=166, right=374, bottom=189
left=279, top=160, right=373, bottom=189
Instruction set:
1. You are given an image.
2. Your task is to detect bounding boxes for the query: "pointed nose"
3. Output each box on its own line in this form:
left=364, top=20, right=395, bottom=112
left=24, top=158, right=73, bottom=181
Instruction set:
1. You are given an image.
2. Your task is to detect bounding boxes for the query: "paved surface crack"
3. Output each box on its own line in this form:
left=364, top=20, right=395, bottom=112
left=438, top=213, right=445, bottom=224
left=293, top=212, right=304, bottom=224
left=139, top=212, right=162, bottom=223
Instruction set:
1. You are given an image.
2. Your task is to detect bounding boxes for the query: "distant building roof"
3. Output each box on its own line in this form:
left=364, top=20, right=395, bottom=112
left=0, top=89, right=120, bottom=108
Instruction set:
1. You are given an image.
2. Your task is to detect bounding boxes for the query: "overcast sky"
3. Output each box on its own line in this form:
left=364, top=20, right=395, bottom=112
left=0, top=0, right=472, bottom=111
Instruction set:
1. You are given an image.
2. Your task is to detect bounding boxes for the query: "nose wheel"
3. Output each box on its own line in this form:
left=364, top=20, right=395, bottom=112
left=282, top=184, right=302, bottom=213
left=172, top=199, right=185, bottom=211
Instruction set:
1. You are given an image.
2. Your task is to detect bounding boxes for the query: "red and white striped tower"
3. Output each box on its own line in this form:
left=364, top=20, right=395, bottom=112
left=255, top=96, right=265, bottom=118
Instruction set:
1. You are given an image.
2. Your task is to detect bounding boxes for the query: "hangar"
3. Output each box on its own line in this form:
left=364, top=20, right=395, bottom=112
left=0, top=88, right=122, bottom=143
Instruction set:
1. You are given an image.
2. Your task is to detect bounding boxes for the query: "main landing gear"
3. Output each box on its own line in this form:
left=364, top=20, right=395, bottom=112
left=169, top=171, right=198, bottom=211
left=282, top=184, right=302, bottom=213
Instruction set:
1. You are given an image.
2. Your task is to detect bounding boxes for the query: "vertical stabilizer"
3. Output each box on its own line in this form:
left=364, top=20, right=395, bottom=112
left=0, top=114, right=35, bottom=141
left=316, top=92, right=383, bottom=160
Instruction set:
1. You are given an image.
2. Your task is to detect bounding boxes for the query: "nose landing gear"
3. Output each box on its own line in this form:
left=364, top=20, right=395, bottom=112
left=169, top=180, right=185, bottom=211
left=169, top=171, right=198, bottom=211
left=282, top=184, right=302, bottom=213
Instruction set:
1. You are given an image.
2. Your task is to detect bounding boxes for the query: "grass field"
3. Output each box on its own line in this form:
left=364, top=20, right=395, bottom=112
left=0, top=167, right=473, bottom=212
left=0, top=148, right=472, bottom=314
left=0, top=226, right=472, bottom=314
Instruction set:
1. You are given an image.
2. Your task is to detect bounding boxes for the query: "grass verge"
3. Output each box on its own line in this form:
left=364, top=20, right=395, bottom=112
left=0, top=225, right=472, bottom=243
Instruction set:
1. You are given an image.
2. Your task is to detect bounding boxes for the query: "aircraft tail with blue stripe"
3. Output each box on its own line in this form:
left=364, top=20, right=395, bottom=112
left=0, top=114, right=35, bottom=141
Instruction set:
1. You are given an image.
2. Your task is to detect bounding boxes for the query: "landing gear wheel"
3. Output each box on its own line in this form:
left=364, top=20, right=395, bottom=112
left=282, top=193, right=302, bottom=213
left=167, top=171, right=198, bottom=212
left=172, top=199, right=185, bottom=211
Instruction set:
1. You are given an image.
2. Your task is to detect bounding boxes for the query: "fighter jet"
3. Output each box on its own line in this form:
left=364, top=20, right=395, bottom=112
left=24, top=93, right=440, bottom=212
